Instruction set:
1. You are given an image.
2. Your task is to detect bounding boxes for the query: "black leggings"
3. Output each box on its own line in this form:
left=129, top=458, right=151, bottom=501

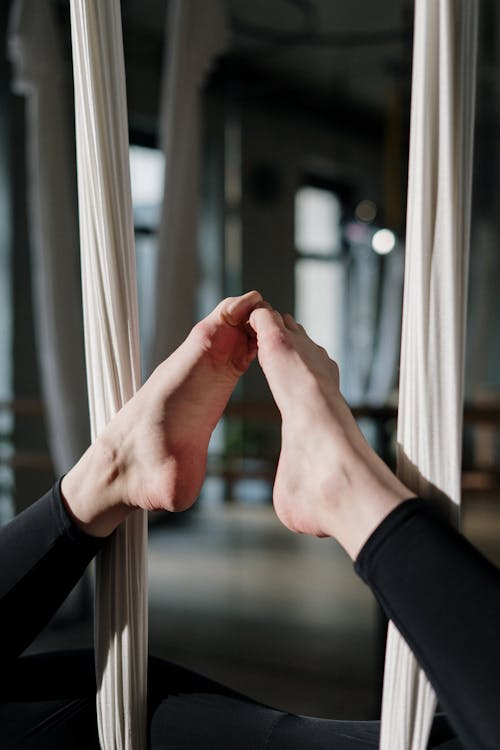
left=1, top=484, right=500, bottom=749
left=1, top=651, right=457, bottom=750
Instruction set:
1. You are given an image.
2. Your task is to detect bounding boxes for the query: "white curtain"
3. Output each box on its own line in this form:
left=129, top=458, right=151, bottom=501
left=380, top=2, right=478, bottom=748
left=148, top=0, right=227, bottom=373
left=8, top=0, right=89, bottom=476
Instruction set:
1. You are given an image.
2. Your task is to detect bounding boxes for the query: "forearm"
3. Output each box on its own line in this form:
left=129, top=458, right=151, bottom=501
left=0, top=481, right=105, bottom=663
left=355, top=499, right=500, bottom=750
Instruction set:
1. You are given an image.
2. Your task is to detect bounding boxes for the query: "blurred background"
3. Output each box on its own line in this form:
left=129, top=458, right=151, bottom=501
left=0, top=0, right=499, bottom=721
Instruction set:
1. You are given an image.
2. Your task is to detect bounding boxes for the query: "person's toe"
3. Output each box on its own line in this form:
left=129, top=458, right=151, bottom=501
left=282, top=312, right=300, bottom=331
left=219, top=290, right=263, bottom=326
left=249, top=305, right=287, bottom=337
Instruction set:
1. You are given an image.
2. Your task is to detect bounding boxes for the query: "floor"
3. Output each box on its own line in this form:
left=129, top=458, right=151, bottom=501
left=147, top=503, right=380, bottom=720
left=29, top=492, right=500, bottom=722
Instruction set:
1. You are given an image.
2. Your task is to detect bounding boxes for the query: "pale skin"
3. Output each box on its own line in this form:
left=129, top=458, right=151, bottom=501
left=61, top=290, right=263, bottom=536
left=248, top=306, right=414, bottom=558
left=61, top=291, right=413, bottom=559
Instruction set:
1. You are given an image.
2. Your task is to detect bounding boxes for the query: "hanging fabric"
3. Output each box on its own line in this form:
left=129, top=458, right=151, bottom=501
left=380, top=1, right=478, bottom=748
left=69, top=2, right=147, bottom=748
left=8, top=0, right=89, bottom=477
left=148, top=0, right=227, bottom=374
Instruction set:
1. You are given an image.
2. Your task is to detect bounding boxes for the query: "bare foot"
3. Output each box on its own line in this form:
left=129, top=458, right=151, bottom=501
left=62, top=291, right=263, bottom=536
left=249, top=306, right=413, bottom=559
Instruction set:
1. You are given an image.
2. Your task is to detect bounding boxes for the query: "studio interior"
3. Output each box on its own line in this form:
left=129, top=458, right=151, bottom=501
left=0, top=0, right=499, bottom=734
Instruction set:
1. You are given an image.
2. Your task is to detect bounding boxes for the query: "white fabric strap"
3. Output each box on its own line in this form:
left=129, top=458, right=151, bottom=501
left=70, top=2, right=147, bottom=748
left=380, top=1, right=477, bottom=748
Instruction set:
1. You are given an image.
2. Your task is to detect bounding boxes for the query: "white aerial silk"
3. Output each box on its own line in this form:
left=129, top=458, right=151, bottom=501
left=380, top=1, right=478, bottom=748
left=69, top=0, right=228, bottom=745
left=69, top=1, right=147, bottom=748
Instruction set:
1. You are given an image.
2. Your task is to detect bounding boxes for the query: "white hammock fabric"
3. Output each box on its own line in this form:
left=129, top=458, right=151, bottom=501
left=69, top=1, right=147, bottom=748
left=380, top=1, right=478, bottom=748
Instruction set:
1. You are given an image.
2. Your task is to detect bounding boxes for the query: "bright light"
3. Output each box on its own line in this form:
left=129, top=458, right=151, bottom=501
left=129, top=145, right=164, bottom=208
left=295, top=187, right=341, bottom=256
left=372, top=228, right=396, bottom=255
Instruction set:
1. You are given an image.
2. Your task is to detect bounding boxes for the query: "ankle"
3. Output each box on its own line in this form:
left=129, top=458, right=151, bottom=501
left=321, top=442, right=413, bottom=560
left=61, top=432, right=132, bottom=538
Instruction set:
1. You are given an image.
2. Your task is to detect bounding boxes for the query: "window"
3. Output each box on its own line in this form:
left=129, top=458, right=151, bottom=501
left=294, top=185, right=345, bottom=362
left=129, top=144, right=165, bottom=373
